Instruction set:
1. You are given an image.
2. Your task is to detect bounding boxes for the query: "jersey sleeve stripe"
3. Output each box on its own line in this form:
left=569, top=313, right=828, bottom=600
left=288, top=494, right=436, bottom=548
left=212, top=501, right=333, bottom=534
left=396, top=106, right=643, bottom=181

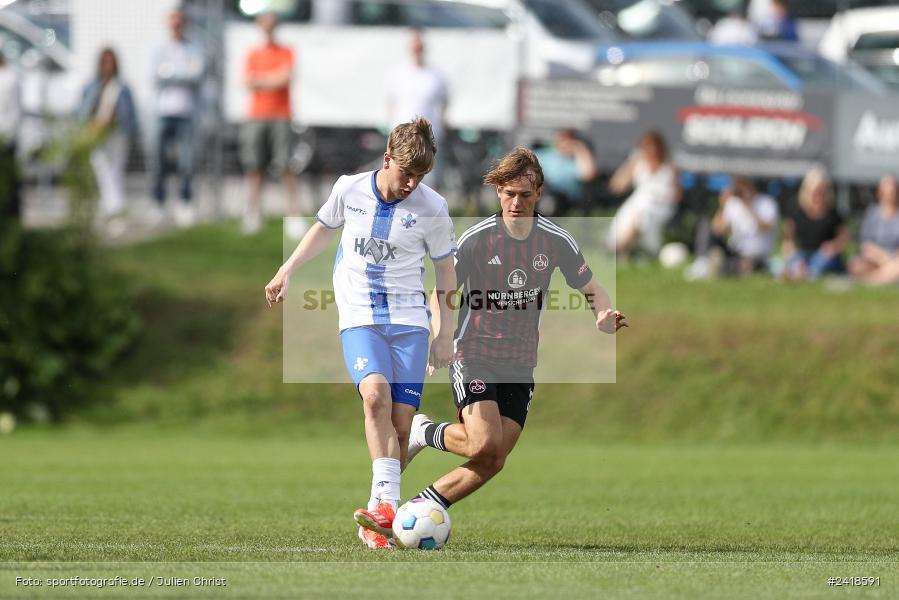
left=430, top=247, right=457, bottom=261
left=315, top=215, right=342, bottom=229
left=457, top=219, right=495, bottom=248
left=537, top=216, right=579, bottom=251
left=536, top=222, right=578, bottom=253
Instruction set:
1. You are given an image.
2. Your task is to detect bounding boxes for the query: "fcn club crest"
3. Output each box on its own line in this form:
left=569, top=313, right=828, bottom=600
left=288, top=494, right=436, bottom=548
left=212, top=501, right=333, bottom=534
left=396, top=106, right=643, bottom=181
left=469, top=379, right=486, bottom=394
left=532, top=254, right=548, bottom=271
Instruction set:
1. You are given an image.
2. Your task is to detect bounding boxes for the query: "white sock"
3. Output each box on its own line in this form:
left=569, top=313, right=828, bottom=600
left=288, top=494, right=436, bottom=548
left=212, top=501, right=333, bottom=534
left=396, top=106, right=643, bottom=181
left=371, top=457, right=401, bottom=509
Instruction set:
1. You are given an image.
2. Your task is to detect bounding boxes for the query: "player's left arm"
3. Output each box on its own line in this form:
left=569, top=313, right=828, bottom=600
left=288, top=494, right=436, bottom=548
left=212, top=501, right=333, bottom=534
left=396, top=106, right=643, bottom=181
left=428, top=256, right=458, bottom=372
left=578, top=278, right=627, bottom=334
left=556, top=236, right=627, bottom=334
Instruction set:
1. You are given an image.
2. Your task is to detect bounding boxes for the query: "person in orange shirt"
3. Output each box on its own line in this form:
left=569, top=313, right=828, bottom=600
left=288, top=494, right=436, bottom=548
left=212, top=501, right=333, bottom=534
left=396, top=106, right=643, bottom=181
left=241, top=13, right=304, bottom=238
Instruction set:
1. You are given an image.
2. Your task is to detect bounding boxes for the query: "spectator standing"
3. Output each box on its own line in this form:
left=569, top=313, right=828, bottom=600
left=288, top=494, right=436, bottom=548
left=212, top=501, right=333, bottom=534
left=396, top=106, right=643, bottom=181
left=0, top=51, right=21, bottom=219
left=849, top=175, right=899, bottom=286
left=781, top=168, right=848, bottom=281
left=757, top=0, right=799, bottom=42
left=150, top=7, right=205, bottom=228
left=533, top=128, right=597, bottom=217
left=608, top=130, right=680, bottom=258
left=242, top=13, right=303, bottom=238
left=386, top=29, right=449, bottom=188
left=79, top=48, right=137, bottom=232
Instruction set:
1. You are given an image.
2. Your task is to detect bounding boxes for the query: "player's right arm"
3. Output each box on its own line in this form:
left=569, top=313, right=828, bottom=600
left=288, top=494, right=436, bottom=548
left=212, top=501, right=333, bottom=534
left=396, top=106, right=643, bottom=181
left=265, top=222, right=339, bottom=307
left=266, top=176, right=347, bottom=307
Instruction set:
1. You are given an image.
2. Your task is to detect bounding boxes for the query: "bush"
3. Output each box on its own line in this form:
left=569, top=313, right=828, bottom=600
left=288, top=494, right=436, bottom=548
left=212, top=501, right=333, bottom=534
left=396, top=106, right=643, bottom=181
left=0, top=221, right=140, bottom=421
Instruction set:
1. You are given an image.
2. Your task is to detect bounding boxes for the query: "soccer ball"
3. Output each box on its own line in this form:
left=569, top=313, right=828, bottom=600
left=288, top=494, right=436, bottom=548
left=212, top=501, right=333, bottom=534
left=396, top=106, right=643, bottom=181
left=658, top=242, right=689, bottom=269
left=392, top=498, right=451, bottom=550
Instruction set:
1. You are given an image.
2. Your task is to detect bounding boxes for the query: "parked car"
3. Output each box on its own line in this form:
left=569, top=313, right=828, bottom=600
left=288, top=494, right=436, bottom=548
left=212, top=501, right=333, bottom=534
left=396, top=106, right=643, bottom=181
left=585, top=0, right=700, bottom=41
left=593, top=40, right=887, bottom=92
left=819, top=6, right=899, bottom=89
left=677, top=0, right=899, bottom=48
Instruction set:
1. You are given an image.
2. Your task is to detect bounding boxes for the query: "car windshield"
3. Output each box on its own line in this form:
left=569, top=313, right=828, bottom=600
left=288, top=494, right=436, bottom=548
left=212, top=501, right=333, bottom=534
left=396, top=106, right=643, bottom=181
left=523, top=0, right=615, bottom=41
left=777, top=53, right=887, bottom=93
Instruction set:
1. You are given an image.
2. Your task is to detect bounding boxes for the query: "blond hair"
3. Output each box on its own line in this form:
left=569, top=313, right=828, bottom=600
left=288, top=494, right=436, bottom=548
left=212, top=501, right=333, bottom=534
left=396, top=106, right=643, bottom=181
left=388, top=117, right=436, bottom=174
left=798, top=167, right=832, bottom=211
left=483, top=147, right=544, bottom=189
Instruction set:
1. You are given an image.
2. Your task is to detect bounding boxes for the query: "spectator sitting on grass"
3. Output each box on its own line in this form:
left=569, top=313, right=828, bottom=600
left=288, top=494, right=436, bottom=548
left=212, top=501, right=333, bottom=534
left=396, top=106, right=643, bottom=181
left=849, top=175, right=899, bottom=286
left=687, top=176, right=778, bottom=279
left=607, top=130, right=680, bottom=259
left=533, top=128, right=597, bottom=217
left=781, top=167, right=849, bottom=281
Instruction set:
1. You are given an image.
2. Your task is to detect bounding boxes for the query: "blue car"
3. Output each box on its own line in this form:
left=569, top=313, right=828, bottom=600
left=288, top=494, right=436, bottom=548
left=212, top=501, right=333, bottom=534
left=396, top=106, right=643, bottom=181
left=593, top=41, right=886, bottom=93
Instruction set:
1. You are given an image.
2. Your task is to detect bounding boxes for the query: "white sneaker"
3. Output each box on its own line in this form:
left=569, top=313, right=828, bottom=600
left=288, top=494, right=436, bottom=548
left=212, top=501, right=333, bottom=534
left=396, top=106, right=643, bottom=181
left=143, top=203, right=166, bottom=229
left=284, top=216, right=309, bottom=241
left=106, top=216, right=128, bottom=239
left=406, top=413, right=432, bottom=466
left=684, top=257, right=711, bottom=282
left=241, top=211, right=262, bottom=235
left=173, top=201, right=197, bottom=229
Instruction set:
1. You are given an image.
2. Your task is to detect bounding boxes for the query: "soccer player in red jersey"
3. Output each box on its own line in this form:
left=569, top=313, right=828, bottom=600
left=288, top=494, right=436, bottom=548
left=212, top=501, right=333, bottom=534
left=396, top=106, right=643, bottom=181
left=406, top=147, right=627, bottom=512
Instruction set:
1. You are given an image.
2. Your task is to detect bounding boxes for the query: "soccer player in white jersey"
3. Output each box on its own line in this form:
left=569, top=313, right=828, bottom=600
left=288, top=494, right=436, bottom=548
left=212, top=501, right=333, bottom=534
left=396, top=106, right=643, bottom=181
left=264, top=118, right=457, bottom=549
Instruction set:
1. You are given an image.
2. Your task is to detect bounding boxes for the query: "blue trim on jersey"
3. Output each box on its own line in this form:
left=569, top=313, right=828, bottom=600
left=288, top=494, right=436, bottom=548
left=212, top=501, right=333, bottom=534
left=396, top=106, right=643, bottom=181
left=430, top=248, right=456, bottom=261
left=333, top=243, right=343, bottom=275
left=315, top=214, right=341, bottom=229
left=370, top=171, right=399, bottom=240
left=367, top=263, right=391, bottom=324
left=366, top=170, right=399, bottom=324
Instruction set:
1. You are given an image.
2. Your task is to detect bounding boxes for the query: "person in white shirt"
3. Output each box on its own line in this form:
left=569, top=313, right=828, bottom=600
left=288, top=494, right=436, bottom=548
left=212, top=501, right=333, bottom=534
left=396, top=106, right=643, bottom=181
left=150, top=8, right=205, bottom=227
left=608, top=130, right=680, bottom=258
left=264, top=118, right=457, bottom=550
left=0, top=51, right=21, bottom=218
left=709, top=7, right=759, bottom=46
left=712, top=176, right=779, bottom=274
left=386, top=30, right=449, bottom=187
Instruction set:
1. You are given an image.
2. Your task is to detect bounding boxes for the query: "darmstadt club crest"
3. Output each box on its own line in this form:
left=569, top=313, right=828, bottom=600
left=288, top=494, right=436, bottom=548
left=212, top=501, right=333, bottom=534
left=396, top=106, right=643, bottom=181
left=401, top=213, right=417, bottom=229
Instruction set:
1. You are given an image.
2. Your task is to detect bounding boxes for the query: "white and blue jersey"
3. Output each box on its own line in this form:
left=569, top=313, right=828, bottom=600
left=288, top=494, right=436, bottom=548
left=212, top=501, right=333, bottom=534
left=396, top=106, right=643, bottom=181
left=316, top=170, right=455, bottom=407
left=316, top=170, right=456, bottom=332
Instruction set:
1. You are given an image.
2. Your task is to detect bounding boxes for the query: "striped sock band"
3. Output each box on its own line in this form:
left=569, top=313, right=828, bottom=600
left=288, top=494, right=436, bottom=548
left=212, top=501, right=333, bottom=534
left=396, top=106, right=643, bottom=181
left=423, top=422, right=450, bottom=452
left=417, top=484, right=452, bottom=510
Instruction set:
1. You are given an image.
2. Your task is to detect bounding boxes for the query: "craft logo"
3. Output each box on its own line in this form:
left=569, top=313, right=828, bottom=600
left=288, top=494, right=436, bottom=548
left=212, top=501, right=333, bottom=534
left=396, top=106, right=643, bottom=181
left=354, top=238, right=398, bottom=264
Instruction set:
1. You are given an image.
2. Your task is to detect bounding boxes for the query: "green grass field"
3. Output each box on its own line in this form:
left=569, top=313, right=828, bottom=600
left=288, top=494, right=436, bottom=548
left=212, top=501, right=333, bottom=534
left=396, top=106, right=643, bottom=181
left=3, top=221, right=899, bottom=598
left=1, top=429, right=897, bottom=598
left=80, top=220, right=899, bottom=440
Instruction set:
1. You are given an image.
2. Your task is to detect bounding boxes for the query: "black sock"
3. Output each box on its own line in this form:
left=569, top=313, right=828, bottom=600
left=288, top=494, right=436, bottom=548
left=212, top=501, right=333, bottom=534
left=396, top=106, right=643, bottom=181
left=423, top=422, right=449, bottom=452
left=417, top=484, right=452, bottom=510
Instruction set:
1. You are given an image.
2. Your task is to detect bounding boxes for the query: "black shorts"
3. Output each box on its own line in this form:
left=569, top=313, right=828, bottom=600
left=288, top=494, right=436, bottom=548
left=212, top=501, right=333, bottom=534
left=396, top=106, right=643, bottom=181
left=449, top=359, right=535, bottom=429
